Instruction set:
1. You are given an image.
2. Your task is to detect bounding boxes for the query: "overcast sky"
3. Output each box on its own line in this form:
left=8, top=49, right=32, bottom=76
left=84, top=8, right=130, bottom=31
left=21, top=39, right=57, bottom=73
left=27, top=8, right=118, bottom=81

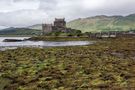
left=0, top=0, right=135, bottom=28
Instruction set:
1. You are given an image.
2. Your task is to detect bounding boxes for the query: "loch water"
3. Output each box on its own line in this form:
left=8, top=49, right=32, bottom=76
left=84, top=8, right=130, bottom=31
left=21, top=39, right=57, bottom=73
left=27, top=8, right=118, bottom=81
left=0, top=37, right=93, bottom=51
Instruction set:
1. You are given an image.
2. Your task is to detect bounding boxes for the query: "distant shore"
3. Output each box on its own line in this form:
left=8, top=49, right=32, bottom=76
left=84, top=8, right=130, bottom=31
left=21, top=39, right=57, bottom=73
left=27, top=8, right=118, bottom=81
left=0, top=35, right=34, bottom=37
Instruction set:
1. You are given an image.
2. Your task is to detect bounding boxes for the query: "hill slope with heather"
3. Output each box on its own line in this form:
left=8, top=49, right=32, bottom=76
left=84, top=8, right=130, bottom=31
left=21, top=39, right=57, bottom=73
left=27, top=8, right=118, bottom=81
left=67, top=14, right=135, bottom=32
left=0, top=27, right=41, bottom=35
left=1, top=14, right=135, bottom=35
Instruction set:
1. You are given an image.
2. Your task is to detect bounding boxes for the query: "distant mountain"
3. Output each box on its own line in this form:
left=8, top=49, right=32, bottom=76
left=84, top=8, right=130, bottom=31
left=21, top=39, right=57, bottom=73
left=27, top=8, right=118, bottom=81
left=28, top=24, right=42, bottom=30
left=1, top=14, right=135, bottom=35
left=28, top=14, right=135, bottom=33
left=67, top=14, right=135, bottom=32
left=0, top=27, right=41, bottom=35
left=0, top=26, right=8, bottom=30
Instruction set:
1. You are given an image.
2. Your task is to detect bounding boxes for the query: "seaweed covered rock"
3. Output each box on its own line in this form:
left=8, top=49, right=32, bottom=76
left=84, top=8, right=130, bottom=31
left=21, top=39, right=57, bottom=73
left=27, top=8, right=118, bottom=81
left=3, top=39, right=23, bottom=42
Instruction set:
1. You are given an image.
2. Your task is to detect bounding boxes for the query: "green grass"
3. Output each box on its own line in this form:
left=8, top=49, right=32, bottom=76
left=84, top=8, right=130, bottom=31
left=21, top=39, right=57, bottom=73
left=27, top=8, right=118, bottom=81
left=0, top=37, right=135, bottom=90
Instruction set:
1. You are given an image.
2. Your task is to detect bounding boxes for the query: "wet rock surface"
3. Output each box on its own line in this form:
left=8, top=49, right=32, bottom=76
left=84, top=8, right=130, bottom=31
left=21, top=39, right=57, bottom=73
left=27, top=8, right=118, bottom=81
left=3, top=39, right=23, bottom=42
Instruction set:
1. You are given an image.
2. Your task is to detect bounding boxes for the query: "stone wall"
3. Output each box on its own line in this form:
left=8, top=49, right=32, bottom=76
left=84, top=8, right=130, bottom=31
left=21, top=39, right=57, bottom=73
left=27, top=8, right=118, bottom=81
left=42, top=18, right=70, bottom=35
left=42, top=24, right=53, bottom=34
left=54, top=18, right=66, bottom=27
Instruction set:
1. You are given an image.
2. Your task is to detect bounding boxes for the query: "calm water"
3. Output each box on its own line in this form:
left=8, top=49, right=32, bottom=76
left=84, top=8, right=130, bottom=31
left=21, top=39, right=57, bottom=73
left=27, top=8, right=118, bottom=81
left=0, top=37, right=93, bottom=51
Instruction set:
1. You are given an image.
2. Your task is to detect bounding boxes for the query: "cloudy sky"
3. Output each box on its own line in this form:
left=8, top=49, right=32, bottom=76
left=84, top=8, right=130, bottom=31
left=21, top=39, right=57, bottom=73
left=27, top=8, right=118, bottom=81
left=0, top=0, right=135, bottom=28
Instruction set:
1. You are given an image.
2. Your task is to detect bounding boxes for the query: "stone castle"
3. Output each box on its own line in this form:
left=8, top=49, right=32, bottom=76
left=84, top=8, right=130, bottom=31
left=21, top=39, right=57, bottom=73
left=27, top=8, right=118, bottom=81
left=42, top=18, right=73, bottom=35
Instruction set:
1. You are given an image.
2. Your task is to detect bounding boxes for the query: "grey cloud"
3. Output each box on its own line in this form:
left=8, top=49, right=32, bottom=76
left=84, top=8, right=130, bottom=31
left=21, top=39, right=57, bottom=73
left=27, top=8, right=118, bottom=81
left=0, top=0, right=135, bottom=27
left=0, top=10, right=48, bottom=27
left=0, top=0, right=39, bottom=12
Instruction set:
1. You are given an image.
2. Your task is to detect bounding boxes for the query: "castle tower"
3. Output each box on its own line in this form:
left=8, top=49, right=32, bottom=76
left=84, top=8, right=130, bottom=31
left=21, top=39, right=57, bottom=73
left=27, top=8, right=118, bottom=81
left=42, top=18, right=68, bottom=35
left=42, top=24, right=53, bottom=34
left=54, top=18, right=66, bottom=27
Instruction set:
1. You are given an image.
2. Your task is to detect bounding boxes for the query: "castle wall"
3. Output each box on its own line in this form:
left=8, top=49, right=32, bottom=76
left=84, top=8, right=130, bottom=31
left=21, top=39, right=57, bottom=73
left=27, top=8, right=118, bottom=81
left=54, top=18, right=66, bottom=27
left=42, top=18, right=72, bottom=35
left=42, top=24, right=53, bottom=34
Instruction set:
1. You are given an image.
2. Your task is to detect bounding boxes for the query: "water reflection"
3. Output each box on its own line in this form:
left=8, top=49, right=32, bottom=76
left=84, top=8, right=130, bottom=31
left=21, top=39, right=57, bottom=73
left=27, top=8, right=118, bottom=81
left=0, top=37, right=92, bottom=51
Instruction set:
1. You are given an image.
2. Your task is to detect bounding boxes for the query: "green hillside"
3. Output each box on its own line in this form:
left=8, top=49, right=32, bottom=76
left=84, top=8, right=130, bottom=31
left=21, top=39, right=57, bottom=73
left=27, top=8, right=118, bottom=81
left=1, top=14, right=135, bottom=35
left=0, top=27, right=41, bottom=35
left=67, top=14, right=135, bottom=33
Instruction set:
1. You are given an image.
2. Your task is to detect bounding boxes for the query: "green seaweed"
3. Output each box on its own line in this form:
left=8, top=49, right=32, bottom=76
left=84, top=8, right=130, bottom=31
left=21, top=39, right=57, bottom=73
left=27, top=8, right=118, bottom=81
left=0, top=37, right=135, bottom=90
